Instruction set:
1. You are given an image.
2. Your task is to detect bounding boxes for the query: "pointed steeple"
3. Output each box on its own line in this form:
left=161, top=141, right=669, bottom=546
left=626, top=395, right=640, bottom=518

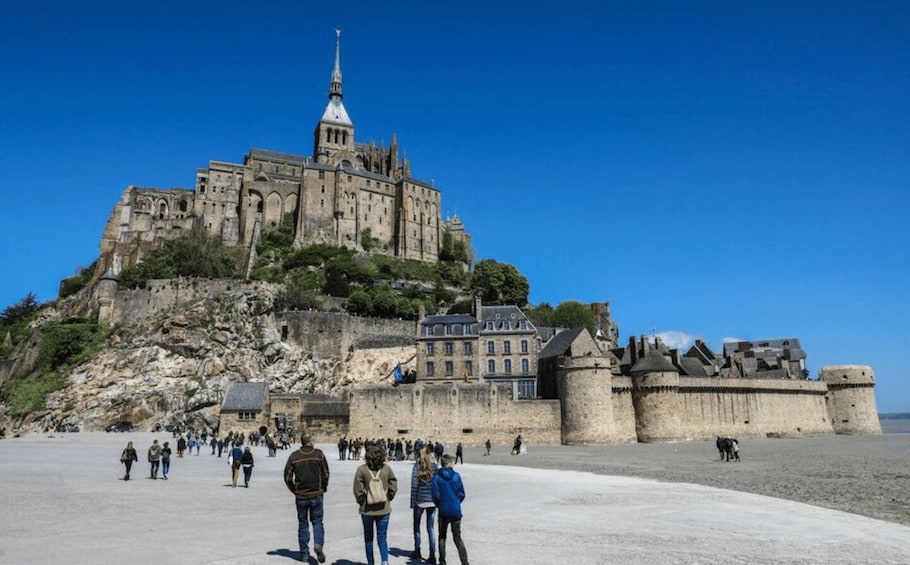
left=329, top=28, right=343, bottom=100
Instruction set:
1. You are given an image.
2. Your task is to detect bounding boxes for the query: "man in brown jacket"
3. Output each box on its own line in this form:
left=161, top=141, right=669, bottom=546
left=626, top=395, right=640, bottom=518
left=284, top=433, right=330, bottom=563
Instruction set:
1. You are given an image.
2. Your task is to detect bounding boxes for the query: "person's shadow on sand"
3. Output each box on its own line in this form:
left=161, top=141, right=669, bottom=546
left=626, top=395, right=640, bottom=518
left=267, top=548, right=361, bottom=564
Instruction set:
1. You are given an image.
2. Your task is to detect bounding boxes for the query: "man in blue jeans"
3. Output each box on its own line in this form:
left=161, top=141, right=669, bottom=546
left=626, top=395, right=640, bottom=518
left=284, top=433, right=330, bottom=563
left=432, top=454, right=469, bottom=565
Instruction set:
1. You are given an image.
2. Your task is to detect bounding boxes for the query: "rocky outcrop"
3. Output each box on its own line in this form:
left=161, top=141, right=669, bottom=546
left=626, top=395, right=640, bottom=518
left=3, top=286, right=414, bottom=435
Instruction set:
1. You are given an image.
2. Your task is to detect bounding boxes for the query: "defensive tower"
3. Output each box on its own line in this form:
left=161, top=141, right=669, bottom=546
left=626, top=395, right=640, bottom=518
left=821, top=365, right=881, bottom=435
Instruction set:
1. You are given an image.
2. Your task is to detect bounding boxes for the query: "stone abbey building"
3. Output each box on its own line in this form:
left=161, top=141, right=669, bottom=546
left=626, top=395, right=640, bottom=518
left=96, top=31, right=469, bottom=279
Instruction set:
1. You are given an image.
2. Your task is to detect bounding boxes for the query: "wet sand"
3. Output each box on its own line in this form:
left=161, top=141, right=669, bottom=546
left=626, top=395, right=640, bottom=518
left=475, top=422, right=910, bottom=526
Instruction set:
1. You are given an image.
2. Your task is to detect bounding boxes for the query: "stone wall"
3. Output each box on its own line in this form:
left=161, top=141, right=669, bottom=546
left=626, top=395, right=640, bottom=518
left=279, top=311, right=414, bottom=360
left=676, top=377, right=832, bottom=440
left=347, top=382, right=561, bottom=447
left=110, top=279, right=280, bottom=326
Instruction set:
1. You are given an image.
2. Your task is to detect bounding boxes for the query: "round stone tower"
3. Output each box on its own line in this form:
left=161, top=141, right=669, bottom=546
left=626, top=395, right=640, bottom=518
left=821, top=365, right=881, bottom=435
left=630, top=353, right=681, bottom=442
left=96, top=269, right=118, bottom=324
left=557, top=355, right=615, bottom=444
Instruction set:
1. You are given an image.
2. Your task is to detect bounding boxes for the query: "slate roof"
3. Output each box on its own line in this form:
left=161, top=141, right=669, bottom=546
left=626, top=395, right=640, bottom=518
left=221, top=382, right=268, bottom=412
left=630, top=353, right=678, bottom=375
left=539, top=327, right=587, bottom=360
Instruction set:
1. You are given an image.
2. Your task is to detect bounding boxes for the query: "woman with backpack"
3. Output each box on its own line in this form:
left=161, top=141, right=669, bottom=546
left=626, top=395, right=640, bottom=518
left=353, top=445, right=397, bottom=565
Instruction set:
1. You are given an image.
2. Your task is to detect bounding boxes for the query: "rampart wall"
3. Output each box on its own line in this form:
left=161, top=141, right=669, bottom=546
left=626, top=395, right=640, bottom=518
left=278, top=312, right=415, bottom=360
left=109, top=278, right=280, bottom=326
left=347, top=382, right=561, bottom=447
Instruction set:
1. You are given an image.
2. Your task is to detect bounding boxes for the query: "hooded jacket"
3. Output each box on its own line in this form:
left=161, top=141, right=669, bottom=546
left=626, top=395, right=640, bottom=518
left=431, top=466, right=465, bottom=519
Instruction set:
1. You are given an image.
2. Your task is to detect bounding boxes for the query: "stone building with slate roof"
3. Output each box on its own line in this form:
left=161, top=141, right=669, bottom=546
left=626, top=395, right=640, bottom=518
left=219, top=382, right=269, bottom=433
left=416, top=297, right=540, bottom=398
left=96, top=30, right=470, bottom=281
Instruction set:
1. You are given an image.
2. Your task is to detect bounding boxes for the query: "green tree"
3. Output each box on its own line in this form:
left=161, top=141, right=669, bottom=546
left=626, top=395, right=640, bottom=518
left=470, top=259, right=530, bottom=306
left=524, top=302, right=554, bottom=328
left=1, top=292, right=41, bottom=325
left=550, top=301, right=596, bottom=335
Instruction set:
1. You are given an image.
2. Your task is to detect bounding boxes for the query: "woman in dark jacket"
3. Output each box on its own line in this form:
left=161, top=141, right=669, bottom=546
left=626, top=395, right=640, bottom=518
left=120, top=441, right=138, bottom=480
left=353, top=445, right=397, bottom=565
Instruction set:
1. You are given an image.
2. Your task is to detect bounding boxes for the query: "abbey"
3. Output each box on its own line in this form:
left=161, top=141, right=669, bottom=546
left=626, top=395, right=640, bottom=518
left=96, top=31, right=468, bottom=279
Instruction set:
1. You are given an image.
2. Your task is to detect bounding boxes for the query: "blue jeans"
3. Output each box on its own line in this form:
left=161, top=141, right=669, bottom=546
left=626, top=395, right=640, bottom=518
left=361, top=513, right=390, bottom=565
left=413, top=506, right=437, bottom=553
left=295, top=496, right=325, bottom=558
left=161, top=457, right=170, bottom=477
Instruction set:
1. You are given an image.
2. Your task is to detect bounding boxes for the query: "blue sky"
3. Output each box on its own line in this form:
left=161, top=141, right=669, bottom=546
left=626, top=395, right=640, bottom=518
left=2, top=2, right=908, bottom=412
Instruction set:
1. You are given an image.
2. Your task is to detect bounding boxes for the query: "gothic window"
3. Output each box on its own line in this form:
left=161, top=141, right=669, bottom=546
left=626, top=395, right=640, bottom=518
left=158, top=203, right=167, bottom=219
left=342, top=131, right=347, bottom=145
left=256, top=201, right=263, bottom=213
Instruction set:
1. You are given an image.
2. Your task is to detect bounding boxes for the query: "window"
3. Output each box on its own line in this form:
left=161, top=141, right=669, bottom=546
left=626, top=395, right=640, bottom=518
left=426, top=361, right=435, bottom=376
left=504, top=359, right=512, bottom=374
left=502, top=320, right=511, bottom=330
left=487, top=341, right=495, bottom=354
left=445, top=342, right=454, bottom=356
left=238, top=411, right=256, bottom=421
left=488, top=359, right=495, bottom=374
left=517, top=380, right=536, bottom=399
left=445, top=361, right=454, bottom=376
left=518, top=320, right=528, bottom=330
left=465, top=360, right=473, bottom=376
left=463, top=342, right=473, bottom=355
left=485, top=321, right=494, bottom=331
left=426, top=343, right=434, bottom=356
left=503, top=341, right=511, bottom=354
left=521, top=340, right=528, bottom=354
left=521, top=358, right=529, bottom=374
left=319, top=170, right=325, bottom=179
left=445, top=325, right=453, bottom=335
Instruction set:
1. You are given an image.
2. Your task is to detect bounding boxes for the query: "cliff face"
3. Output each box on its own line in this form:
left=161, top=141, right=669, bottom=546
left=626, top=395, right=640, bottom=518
left=1, top=285, right=413, bottom=435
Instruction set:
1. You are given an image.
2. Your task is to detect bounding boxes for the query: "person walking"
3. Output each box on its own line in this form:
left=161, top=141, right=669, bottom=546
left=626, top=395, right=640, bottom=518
left=240, top=446, right=255, bottom=487
left=432, top=454, right=469, bottom=565
left=410, top=446, right=439, bottom=563
left=353, top=445, right=397, bottom=565
left=484, top=439, right=491, bottom=457
left=160, top=441, right=172, bottom=480
left=148, top=439, right=162, bottom=479
left=455, top=443, right=463, bottom=465
left=229, top=443, right=243, bottom=487
left=120, top=441, right=138, bottom=480
left=284, top=433, right=331, bottom=564
left=177, top=435, right=187, bottom=458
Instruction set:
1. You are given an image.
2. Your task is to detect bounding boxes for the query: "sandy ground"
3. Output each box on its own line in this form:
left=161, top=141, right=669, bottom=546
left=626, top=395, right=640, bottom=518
left=478, top=425, right=910, bottom=526
left=0, top=430, right=908, bottom=564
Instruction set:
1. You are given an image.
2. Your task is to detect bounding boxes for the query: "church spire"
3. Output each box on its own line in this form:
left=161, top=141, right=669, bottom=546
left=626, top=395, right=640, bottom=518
left=329, top=29, right=343, bottom=100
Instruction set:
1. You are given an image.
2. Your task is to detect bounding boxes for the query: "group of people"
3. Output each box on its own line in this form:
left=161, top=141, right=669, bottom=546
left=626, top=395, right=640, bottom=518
left=337, top=436, right=468, bottom=467
left=289, top=434, right=470, bottom=565
left=716, top=436, right=742, bottom=462
left=119, top=431, right=261, bottom=486
left=119, top=439, right=172, bottom=480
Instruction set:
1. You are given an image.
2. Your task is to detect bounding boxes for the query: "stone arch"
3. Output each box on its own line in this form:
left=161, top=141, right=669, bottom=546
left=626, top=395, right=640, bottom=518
left=248, top=190, right=263, bottom=214
left=265, top=192, right=283, bottom=227
left=284, top=193, right=298, bottom=216
left=157, top=200, right=168, bottom=219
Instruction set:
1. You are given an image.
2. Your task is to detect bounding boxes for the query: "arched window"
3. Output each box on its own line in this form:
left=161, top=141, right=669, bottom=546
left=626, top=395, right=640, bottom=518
left=158, top=202, right=167, bottom=219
